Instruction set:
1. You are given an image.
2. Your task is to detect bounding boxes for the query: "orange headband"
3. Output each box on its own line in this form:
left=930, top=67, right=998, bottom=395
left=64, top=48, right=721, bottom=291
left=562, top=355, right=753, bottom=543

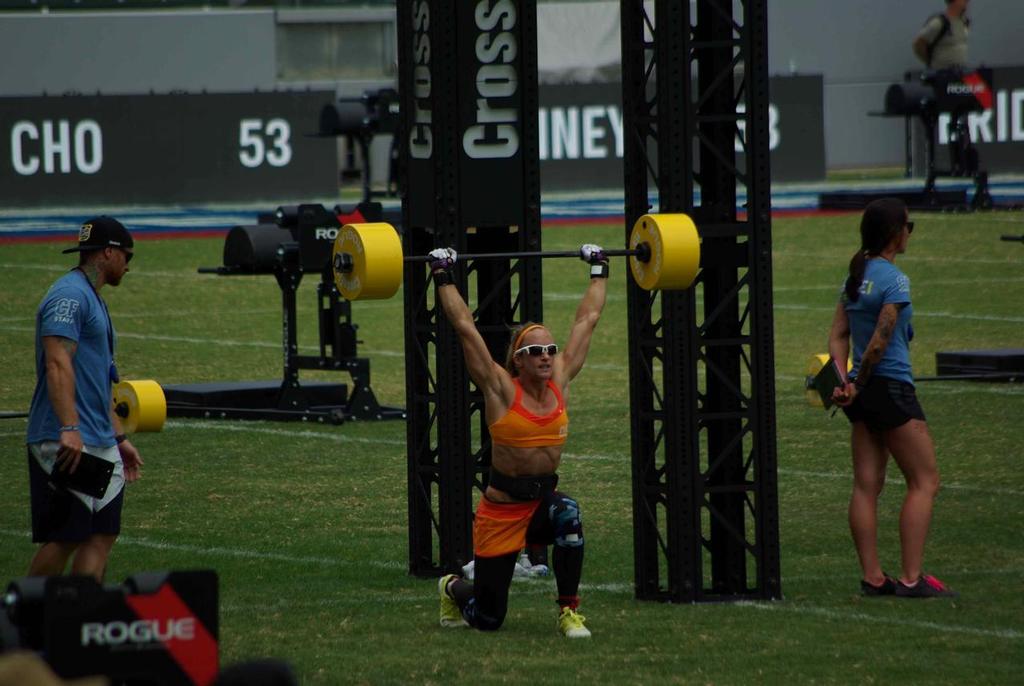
left=512, top=324, right=545, bottom=352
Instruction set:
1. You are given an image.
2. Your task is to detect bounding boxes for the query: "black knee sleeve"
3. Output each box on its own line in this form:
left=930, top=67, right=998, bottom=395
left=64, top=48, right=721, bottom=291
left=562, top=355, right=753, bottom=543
left=549, top=494, right=583, bottom=548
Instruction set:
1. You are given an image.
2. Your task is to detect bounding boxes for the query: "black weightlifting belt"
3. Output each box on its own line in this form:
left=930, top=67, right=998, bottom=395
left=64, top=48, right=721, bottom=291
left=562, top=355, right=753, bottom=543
left=488, top=468, right=558, bottom=501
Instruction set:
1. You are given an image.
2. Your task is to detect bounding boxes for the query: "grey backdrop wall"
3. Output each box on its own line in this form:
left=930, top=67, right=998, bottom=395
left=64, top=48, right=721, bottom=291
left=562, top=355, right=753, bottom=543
left=1, top=2, right=1021, bottom=170
left=767, top=0, right=1024, bottom=169
left=0, top=10, right=278, bottom=95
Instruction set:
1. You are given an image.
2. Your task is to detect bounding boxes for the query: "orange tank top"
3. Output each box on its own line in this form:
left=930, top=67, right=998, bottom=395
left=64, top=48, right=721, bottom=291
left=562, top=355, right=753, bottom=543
left=488, top=379, right=569, bottom=448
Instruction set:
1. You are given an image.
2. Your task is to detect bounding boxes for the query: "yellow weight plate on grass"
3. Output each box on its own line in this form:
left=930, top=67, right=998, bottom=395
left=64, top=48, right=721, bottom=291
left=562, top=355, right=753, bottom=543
left=805, top=353, right=832, bottom=407
left=113, top=379, right=166, bottom=433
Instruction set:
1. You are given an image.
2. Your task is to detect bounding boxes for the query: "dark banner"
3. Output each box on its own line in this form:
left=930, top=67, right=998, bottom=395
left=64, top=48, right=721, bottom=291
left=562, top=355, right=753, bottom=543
left=538, top=74, right=826, bottom=190
left=455, top=0, right=533, bottom=226
left=0, top=92, right=337, bottom=206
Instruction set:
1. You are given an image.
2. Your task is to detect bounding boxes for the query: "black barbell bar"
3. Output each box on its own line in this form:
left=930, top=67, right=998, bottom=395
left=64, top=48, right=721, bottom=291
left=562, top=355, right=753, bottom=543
left=334, top=243, right=651, bottom=274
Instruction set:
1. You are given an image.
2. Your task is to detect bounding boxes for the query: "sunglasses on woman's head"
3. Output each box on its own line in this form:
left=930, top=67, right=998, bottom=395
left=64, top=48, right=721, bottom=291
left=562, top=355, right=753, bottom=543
left=515, top=344, right=558, bottom=357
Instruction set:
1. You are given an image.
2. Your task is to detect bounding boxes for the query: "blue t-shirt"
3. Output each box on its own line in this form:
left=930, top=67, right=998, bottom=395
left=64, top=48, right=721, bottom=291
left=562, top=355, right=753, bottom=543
left=27, top=269, right=117, bottom=447
left=841, top=258, right=914, bottom=385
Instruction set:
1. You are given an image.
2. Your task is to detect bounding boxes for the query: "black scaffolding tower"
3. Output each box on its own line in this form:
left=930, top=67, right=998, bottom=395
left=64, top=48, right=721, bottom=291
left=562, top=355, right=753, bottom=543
left=620, top=0, right=782, bottom=601
left=397, top=0, right=543, bottom=575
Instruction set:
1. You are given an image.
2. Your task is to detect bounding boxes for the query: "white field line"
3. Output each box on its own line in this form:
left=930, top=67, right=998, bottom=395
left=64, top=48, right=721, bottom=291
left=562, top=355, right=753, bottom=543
left=915, top=384, right=1024, bottom=396
left=0, top=528, right=401, bottom=569
left=774, top=303, right=1024, bottom=324
left=776, top=250, right=1023, bottom=266
left=219, top=581, right=635, bottom=613
left=775, top=276, right=1024, bottom=292
left=741, top=602, right=1023, bottom=640
left=0, top=263, right=218, bottom=280
left=0, top=325, right=405, bottom=356
left=779, top=467, right=1024, bottom=497
left=165, top=419, right=406, bottom=446
left=566, top=456, right=1024, bottom=499
left=783, top=568, right=1024, bottom=582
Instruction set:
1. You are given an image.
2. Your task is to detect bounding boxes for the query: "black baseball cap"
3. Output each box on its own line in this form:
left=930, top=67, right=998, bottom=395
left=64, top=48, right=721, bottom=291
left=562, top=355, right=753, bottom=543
left=62, top=216, right=134, bottom=254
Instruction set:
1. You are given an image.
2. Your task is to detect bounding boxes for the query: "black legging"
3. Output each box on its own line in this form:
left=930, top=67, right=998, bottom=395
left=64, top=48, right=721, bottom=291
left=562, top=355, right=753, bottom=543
left=451, top=490, right=585, bottom=631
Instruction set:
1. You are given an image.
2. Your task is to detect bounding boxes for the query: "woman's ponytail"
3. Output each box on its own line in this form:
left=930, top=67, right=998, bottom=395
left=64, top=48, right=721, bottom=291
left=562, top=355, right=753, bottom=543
left=845, top=250, right=867, bottom=302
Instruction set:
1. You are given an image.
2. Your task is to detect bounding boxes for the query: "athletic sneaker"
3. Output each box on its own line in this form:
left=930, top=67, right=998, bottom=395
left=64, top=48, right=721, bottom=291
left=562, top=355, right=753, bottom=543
left=461, top=559, right=536, bottom=580
left=895, top=574, right=959, bottom=599
left=516, top=554, right=550, bottom=578
left=860, top=573, right=897, bottom=596
left=438, top=574, right=468, bottom=627
left=558, top=607, right=591, bottom=638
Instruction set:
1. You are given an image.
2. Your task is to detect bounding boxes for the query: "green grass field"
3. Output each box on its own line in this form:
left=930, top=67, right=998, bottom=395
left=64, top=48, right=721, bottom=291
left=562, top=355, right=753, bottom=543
left=1, top=210, right=1023, bottom=684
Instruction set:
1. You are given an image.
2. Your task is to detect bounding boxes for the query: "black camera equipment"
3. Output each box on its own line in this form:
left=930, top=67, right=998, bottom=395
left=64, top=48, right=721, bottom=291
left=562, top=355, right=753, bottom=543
left=2, top=571, right=218, bottom=685
left=882, top=67, right=994, bottom=208
left=318, top=88, right=401, bottom=205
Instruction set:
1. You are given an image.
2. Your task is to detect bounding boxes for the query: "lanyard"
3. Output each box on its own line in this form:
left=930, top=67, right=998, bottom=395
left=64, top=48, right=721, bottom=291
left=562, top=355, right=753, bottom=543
left=73, top=267, right=117, bottom=380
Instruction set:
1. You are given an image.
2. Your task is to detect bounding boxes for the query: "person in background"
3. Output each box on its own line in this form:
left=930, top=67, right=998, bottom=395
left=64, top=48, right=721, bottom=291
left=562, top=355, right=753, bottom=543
left=913, top=0, right=970, bottom=70
left=829, top=198, right=957, bottom=599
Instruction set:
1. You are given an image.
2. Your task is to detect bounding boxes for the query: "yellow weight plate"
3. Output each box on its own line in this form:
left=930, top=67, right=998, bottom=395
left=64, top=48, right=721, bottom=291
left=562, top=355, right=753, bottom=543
left=807, top=353, right=831, bottom=376
left=628, top=213, right=701, bottom=291
left=113, top=379, right=166, bottom=433
left=332, top=222, right=404, bottom=300
left=805, top=353, right=831, bottom=407
left=804, top=354, right=853, bottom=407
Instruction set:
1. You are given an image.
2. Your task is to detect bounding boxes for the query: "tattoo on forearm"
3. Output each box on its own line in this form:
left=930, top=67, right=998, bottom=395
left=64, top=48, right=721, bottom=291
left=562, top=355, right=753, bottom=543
left=877, top=317, right=895, bottom=343
left=859, top=306, right=898, bottom=385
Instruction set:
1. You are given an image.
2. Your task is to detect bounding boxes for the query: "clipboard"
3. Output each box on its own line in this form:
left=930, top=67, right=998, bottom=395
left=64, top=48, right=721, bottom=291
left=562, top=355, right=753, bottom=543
left=808, top=357, right=847, bottom=410
left=50, top=451, right=116, bottom=499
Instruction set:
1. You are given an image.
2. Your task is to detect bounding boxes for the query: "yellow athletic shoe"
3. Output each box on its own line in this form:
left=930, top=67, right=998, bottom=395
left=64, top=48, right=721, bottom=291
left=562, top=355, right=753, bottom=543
left=558, top=607, right=591, bottom=638
left=438, top=574, right=467, bottom=628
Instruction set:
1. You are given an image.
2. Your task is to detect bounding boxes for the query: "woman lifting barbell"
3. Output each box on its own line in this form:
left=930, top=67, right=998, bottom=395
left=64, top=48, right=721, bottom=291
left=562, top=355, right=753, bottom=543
left=432, top=243, right=609, bottom=639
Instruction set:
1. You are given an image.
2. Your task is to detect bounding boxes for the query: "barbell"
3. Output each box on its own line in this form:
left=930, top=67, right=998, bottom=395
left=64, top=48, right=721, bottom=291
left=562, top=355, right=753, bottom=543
left=330, top=213, right=701, bottom=301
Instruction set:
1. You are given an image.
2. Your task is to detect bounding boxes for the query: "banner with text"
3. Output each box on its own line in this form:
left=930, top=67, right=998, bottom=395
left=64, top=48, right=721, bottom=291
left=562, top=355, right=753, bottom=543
left=928, top=66, right=1024, bottom=173
left=0, top=91, right=337, bottom=207
left=537, top=75, right=826, bottom=190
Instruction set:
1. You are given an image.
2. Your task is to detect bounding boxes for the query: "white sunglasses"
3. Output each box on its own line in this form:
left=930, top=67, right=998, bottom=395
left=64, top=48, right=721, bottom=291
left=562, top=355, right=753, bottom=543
left=514, top=344, right=558, bottom=357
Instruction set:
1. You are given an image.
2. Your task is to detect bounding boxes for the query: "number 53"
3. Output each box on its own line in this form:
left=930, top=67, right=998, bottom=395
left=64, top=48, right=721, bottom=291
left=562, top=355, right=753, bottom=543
left=239, top=118, right=293, bottom=168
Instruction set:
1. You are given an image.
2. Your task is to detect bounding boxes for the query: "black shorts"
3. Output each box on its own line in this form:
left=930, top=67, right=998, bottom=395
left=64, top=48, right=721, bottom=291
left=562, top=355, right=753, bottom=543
left=842, top=375, right=926, bottom=432
left=28, top=446, right=123, bottom=544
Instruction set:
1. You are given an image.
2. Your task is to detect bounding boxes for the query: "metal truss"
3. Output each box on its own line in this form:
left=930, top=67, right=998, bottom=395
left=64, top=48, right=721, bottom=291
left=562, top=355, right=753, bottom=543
left=397, top=0, right=543, bottom=576
left=620, top=0, right=781, bottom=602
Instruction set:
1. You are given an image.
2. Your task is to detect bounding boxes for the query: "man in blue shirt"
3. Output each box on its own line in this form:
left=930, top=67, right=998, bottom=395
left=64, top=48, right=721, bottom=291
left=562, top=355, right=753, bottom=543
left=26, top=216, right=143, bottom=581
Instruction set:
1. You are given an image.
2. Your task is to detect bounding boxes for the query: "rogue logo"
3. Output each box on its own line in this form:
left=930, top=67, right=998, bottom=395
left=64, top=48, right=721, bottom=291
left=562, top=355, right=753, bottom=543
left=81, top=618, right=196, bottom=646
left=946, top=82, right=985, bottom=96
left=314, top=227, right=339, bottom=240
left=409, top=1, right=432, bottom=160
left=463, top=0, right=520, bottom=159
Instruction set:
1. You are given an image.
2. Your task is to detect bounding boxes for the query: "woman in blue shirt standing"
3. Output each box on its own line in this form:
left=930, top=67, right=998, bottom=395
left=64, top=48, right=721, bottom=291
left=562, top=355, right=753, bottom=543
left=828, top=198, right=957, bottom=598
